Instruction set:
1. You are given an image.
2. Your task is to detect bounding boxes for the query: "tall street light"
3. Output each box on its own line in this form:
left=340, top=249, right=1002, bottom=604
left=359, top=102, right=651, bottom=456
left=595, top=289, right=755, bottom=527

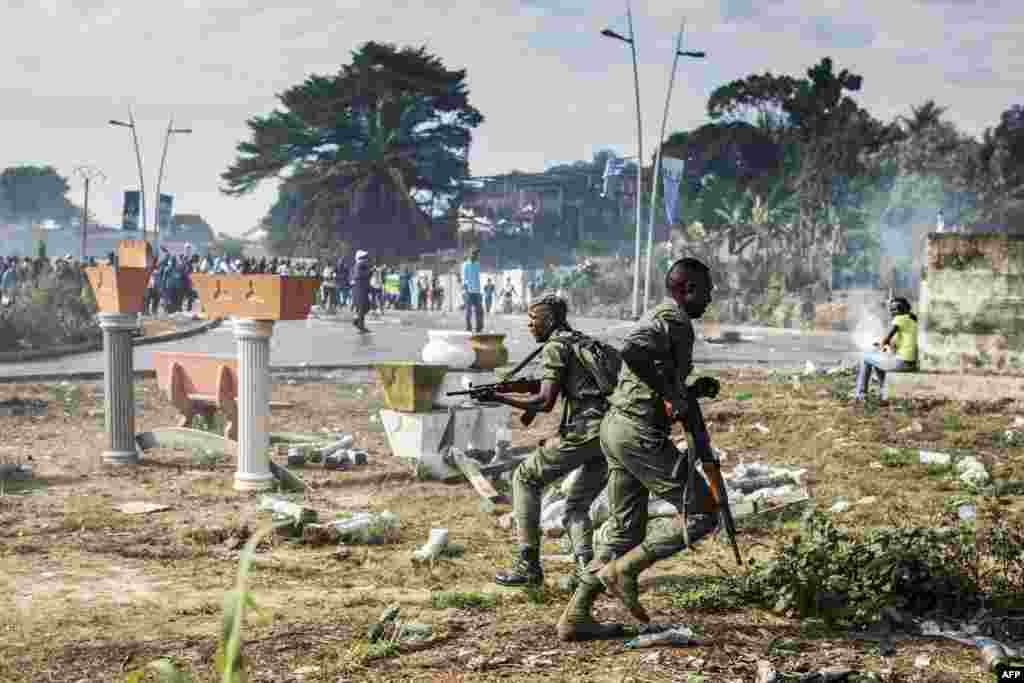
left=154, top=118, right=193, bottom=252
left=602, top=0, right=644, bottom=320
left=109, top=109, right=148, bottom=238
left=643, top=19, right=706, bottom=314
left=73, top=165, right=106, bottom=261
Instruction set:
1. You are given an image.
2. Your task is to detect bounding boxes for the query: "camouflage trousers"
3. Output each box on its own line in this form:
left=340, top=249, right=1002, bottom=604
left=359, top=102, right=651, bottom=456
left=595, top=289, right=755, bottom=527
left=513, top=436, right=608, bottom=557
left=594, top=408, right=719, bottom=564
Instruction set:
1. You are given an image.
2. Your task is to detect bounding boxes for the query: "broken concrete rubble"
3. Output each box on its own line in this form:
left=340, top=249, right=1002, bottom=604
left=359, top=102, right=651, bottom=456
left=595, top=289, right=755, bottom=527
left=537, top=459, right=812, bottom=535
left=259, top=496, right=318, bottom=525
left=0, top=463, right=33, bottom=482
left=412, top=528, right=449, bottom=563
left=917, top=450, right=992, bottom=487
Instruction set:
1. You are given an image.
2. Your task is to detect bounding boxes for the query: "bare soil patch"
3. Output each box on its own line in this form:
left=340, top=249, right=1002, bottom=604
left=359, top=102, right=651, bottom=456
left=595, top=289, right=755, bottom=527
left=0, top=370, right=1020, bottom=682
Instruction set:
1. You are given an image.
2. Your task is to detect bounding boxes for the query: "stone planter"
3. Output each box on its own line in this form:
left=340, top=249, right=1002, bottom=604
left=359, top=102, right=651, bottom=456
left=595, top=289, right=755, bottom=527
left=85, top=264, right=152, bottom=314
left=191, top=274, right=319, bottom=320
left=470, top=333, right=509, bottom=370
left=118, top=239, right=153, bottom=269
left=421, top=330, right=476, bottom=369
left=376, top=362, right=449, bottom=413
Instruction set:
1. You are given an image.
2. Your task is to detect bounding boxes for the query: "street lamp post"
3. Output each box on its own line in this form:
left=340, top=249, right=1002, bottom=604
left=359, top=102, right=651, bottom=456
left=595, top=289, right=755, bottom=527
left=109, top=110, right=148, bottom=239
left=73, top=165, right=106, bottom=261
left=154, top=118, right=193, bottom=253
left=643, top=20, right=705, bottom=314
left=602, top=0, right=644, bottom=320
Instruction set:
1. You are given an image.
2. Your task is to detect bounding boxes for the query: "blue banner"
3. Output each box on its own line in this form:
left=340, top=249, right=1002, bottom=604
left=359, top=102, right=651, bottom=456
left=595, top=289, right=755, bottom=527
left=121, top=190, right=141, bottom=231
left=158, top=194, right=174, bottom=232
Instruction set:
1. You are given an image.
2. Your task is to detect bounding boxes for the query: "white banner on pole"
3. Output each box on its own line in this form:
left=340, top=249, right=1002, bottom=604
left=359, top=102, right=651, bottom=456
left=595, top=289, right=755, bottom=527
left=662, top=157, right=685, bottom=224
left=601, top=157, right=627, bottom=197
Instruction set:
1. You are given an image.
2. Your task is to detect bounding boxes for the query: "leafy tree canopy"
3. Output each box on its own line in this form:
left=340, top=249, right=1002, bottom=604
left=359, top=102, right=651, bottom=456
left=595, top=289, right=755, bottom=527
left=223, top=41, right=483, bottom=259
left=0, top=165, right=76, bottom=227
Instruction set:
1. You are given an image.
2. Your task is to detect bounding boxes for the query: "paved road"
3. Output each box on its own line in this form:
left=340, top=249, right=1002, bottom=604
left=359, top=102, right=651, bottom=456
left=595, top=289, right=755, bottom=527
left=0, top=309, right=863, bottom=378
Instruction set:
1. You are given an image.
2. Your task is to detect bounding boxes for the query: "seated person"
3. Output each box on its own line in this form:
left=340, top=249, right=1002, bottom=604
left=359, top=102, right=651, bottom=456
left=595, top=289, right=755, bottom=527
left=853, top=297, right=918, bottom=401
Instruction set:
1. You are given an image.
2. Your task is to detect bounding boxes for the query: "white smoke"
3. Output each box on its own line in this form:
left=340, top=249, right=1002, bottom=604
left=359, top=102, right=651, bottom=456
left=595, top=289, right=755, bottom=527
left=850, top=305, right=887, bottom=351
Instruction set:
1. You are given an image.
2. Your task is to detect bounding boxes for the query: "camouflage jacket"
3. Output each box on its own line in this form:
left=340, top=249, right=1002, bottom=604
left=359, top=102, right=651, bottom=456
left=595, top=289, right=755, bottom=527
left=608, top=302, right=695, bottom=433
left=542, top=329, right=608, bottom=444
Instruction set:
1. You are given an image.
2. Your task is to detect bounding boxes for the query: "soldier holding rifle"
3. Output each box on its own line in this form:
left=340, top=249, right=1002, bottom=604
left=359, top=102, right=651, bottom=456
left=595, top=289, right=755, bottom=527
left=558, top=257, right=726, bottom=641
left=471, top=295, right=614, bottom=596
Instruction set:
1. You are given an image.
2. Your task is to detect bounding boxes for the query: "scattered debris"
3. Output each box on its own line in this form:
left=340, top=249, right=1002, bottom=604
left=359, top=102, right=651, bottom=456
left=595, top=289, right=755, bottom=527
left=323, top=452, right=352, bottom=471
left=330, top=511, right=400, bottom=545
left=1004, top=429, right=1024, bottom=446
left=412, top=528, right=450, bottom=563
left=830, top=500, right=851, bottom=514
left=956, top=455, right=990, bottom=487
left=899, top=420, right=924, bottom=434
left=268, top=461, right=305, bottom=491
left=752, top=422, right=771, bottom=434
left=448, top=447, right=507, bottom=505
left=287, top=447, right=306, bottom=468
left=114, top=501, right=171, bottom=515
left=0, top=463, right=33, bottom=482
left=919, top=450, right=952, bottom=466
left=0, top=397, right=48, bottom=417
left=625, top=624, right=702, bottom=649
left=368, top=604, right=402, bottom=643
left=259, top=496, right=318, bottom=525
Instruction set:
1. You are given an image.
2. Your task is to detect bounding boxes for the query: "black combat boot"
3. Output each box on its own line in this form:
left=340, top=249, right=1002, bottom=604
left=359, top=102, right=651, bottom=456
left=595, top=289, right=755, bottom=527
left=495, top=546, right=544, bottom=587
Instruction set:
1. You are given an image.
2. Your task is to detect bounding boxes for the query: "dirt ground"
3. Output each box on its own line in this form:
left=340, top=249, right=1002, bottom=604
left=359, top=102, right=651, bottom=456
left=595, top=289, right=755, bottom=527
left=0, top=370, right=1021, bottom=682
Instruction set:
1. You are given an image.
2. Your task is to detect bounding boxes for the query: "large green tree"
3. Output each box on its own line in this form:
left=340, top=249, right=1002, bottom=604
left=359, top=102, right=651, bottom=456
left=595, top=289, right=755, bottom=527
left=0, top=165, right=76, bottom=227
left=222, top=41, right=483, bottom=259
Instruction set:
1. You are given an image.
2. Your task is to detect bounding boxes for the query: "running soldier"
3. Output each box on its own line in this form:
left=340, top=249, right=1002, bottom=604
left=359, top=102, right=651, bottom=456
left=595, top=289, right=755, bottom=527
left=557, top=257, right=720, bottom=641
left=486, top=294, right=614, bottom=600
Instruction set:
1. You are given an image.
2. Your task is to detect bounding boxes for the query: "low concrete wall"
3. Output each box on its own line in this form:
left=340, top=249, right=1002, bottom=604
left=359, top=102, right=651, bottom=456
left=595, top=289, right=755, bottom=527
left=920, top=233, right=1024, bottom=374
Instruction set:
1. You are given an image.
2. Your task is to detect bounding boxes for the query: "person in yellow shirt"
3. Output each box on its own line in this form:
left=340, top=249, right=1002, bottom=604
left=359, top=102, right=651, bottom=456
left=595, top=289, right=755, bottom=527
left=853, top=297, right=918, bottom=401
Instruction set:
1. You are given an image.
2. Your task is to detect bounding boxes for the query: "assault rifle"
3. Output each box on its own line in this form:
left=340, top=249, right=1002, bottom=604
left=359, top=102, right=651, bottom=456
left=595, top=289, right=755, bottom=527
left=668, top=377, right=744, bottom=567
left=446, top=345, right=544, bottom=426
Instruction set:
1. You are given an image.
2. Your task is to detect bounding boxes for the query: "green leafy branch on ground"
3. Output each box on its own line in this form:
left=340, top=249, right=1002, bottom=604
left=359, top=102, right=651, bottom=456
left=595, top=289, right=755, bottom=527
left=674, top=506, right=1024, bottom=627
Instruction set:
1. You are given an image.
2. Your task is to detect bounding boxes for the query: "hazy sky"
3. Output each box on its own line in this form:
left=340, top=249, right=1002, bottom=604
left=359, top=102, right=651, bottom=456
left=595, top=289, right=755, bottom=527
left=2, top=0, right=1019, bottom=238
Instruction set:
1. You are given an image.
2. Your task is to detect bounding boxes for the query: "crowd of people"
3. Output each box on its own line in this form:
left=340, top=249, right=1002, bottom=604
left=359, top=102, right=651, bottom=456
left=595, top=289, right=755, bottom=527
left=138, top=244, right=457, bottom=319
left=0, top=245, right=545, bottom=338
left=0, top=253, right=93, bottom=306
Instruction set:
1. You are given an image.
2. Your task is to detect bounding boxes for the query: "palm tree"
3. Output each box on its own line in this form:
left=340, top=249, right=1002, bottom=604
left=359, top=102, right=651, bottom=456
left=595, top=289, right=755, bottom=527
left=222, top=42, right=483, bottom=259
left=898, top=99, right=948, bottom=136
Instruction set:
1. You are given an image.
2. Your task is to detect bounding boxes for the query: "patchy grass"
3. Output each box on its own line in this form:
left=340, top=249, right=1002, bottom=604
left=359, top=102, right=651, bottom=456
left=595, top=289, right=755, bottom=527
left=429, top=591, right=500, bottom=610
left=0, top=369, right=1021, bottom=682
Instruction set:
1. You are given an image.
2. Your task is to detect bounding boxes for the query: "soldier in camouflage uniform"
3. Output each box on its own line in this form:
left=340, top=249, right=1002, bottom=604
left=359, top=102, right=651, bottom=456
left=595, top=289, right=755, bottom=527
left=486, top=295, right=615, bottom=615
left=557, top=257, right=720, bottom=641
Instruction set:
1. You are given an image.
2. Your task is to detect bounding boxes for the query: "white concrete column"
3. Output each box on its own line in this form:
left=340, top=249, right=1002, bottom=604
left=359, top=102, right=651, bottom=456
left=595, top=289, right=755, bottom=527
left=98, top=312, right=139, bottom=465
left=233, top=318, right=275, bottom=491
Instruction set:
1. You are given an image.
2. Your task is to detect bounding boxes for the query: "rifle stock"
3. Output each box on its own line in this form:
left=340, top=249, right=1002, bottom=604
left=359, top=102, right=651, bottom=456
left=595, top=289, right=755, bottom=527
left=679, top=386, right=744, bottom=567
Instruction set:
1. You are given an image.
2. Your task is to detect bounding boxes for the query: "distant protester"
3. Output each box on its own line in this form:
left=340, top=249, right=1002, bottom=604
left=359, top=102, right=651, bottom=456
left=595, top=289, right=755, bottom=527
left=853, top=297, right=918, bottom=401
left=462, top=247, right=484, bottom=332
